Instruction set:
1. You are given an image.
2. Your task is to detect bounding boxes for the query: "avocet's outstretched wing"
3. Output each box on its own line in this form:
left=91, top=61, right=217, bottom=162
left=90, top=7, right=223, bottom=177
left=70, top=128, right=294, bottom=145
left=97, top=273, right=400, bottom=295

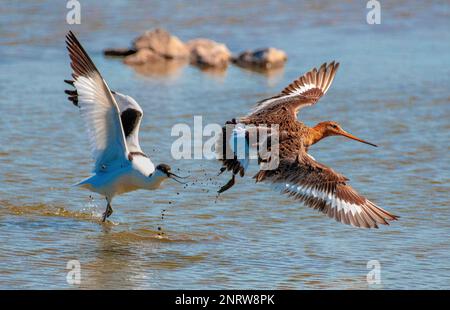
left=65, top=31, right=129, bottom=172
left=249, top=62, right=339, bottom=118
left=65, top=86, right=144, bottom=153
left=111, top=91, right=144, bottom=153
left=253, top=148, right=398, bottom=228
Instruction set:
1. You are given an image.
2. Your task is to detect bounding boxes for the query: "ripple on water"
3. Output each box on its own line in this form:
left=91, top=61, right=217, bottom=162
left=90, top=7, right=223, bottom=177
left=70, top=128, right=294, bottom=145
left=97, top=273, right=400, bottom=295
left=1, top=0, right=450, bottom=289
left=0, top=200, right=226, bottom=243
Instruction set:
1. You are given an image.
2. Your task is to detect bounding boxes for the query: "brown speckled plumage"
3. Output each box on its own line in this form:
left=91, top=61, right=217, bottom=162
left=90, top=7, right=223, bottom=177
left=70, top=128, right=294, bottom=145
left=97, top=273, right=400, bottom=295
left=216, top=62, right=398, bottom=228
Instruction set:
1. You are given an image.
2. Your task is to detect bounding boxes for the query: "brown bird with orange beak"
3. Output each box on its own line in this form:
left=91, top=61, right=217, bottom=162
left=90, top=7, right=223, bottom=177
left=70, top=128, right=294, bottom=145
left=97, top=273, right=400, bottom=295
left=216, top=61, right=398, bottom=228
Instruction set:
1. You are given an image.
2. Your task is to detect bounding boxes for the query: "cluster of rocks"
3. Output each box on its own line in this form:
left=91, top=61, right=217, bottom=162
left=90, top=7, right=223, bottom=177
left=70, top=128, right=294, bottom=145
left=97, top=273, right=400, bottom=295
left=104, top=28, right=287, bottom=72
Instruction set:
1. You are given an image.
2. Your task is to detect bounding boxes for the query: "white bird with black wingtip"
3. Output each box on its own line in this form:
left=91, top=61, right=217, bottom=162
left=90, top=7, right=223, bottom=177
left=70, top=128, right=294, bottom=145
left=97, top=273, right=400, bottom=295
left=64, top=31, right=186, bottom=222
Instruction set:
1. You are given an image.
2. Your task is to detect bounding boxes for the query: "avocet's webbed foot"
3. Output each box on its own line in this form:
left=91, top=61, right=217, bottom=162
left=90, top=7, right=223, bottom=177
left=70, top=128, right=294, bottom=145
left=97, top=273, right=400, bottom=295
left=102, top=201, right=113, bottom=222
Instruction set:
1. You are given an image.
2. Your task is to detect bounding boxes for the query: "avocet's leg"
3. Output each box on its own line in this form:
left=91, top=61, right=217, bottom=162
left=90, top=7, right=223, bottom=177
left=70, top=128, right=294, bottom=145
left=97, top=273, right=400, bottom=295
left=102, top=197, right=113, bottom=222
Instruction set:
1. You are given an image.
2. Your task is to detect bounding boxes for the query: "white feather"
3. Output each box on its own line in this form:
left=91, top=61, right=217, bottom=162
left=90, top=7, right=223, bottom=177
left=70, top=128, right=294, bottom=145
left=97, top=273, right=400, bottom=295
left=74, top=75, right=129, bottom=173
left=230, top=124, right=249, bottom=172
left=274, top=182, right=363, bottom=216
left=113, top=91, right=144, bottom=153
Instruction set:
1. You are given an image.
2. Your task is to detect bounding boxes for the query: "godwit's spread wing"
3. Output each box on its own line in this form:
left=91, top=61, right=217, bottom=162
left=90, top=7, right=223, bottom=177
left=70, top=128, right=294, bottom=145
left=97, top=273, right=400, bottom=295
left=66, top=31, right=129, bottom=172
left=65, top=83, right=145, bottom=153
left=250, top=61, right=340, bottom=118
left=253, top=149, right=398, bottom=228
left=217, top=62, right=340, bottom=192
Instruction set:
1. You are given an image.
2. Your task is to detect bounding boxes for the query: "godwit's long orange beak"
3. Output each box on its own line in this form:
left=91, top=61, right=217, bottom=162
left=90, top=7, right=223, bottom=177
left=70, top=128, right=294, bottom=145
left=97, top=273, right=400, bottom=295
left=338, top=130, right=378, bottom=147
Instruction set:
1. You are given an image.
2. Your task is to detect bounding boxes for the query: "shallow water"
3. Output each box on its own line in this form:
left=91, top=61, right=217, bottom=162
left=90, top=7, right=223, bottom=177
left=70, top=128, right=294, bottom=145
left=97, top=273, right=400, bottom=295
left=0, top=1, right=449, bottom=289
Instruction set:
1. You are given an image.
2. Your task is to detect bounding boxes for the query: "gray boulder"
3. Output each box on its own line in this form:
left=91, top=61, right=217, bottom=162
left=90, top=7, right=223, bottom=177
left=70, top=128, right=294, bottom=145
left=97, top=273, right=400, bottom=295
left=123, top=49, right=164, bottom=65
left=133, top=28, right=189, bottom=59
left=233, top=48, right=287, bottom=69
left=103, top=48, right=136, bottom=57
left=187, top=38, right=231, bottom=68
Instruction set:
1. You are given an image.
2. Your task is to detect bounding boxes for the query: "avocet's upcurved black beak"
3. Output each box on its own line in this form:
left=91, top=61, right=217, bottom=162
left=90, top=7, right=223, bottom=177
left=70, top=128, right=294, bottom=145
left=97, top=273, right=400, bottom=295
left=167, top=172, right=189, bottom=184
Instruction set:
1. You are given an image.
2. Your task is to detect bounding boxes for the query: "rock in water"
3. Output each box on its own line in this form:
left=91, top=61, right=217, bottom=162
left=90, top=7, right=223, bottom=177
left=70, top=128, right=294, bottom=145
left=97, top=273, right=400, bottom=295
left=233, top=48, right=287, bottom=69
left=103, top=48, right=137, bottom=57
left=133, top=28, right=189, bottom=59
left=186, top=38, right=231, bottom=68
left=123, top=49, right=164, bottom=65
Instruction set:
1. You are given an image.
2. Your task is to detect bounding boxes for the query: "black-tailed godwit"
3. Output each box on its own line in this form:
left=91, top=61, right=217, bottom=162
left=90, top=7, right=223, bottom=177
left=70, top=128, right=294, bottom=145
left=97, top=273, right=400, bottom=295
left=217, top=62, right=398, bottom=228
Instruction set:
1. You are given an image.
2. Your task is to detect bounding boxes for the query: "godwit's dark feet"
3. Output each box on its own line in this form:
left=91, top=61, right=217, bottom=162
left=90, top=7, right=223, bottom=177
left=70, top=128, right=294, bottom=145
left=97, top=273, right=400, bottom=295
left=217, top=174, right=236, bottom=194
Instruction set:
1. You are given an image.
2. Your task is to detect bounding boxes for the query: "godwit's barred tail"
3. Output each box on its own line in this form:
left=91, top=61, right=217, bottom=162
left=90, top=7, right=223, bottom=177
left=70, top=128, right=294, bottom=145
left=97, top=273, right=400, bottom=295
left=217, top=61, right=399, bottom=228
